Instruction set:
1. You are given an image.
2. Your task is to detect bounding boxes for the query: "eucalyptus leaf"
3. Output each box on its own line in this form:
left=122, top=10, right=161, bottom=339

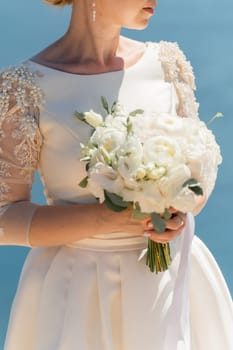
left=111, top=101, right=117, bottom=114
left=151, top=212, right=166, bottom=233
left=189, top=185, right=203, bottom=196
left=132, top=208, right=150, bottom=219
left=74, top=111, right=86, bottom=122
left=182, top=178, right=199, bottom=188
left=163, top=208, right=172, bottom=220
left=104, top=192, right=127, bottom=212
left=79, top=176, right=88, bottom=188
left=104, top=191, right=130, bottom=208
left=182, top=178, right=203, bottom=196
left=101, top=96, right=110, bottom=114
left=85, top=163, right=90, bottom=172
left=129, top=109, right=144, bottom=117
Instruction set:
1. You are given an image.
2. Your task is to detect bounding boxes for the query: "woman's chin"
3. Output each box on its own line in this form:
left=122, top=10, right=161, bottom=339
left=124, top=20, right=150, bottom=31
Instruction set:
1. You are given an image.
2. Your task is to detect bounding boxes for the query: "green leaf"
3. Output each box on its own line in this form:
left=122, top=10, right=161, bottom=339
left=182, top=178, right=199, bottom=188
left=163, top=208, right=172, bottom=220
left=132, top=208, right=150, bottom=219
left=74, top=111, right=86, bottom=122
left=183, top=178, right=203, bottom=196
left=79, top=176, right=88, bottom=188
left=111, top=101, right=117, bottom=114
left=151, top=212, right=166, bottom=233
left=104, top=192, right=128, bottom=212
left=85, top=163, right=90, bottom=172
left=101, top=96, right=110, bottom=114
left=104, top=191, right=130, bottom=208
left=129, top=109, right=144, bottom=117
left=189, top=186, right=203, bottom=196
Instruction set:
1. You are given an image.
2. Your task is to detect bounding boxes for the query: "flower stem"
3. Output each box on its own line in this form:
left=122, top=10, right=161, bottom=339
left=146, top=240, right=172, bottom=273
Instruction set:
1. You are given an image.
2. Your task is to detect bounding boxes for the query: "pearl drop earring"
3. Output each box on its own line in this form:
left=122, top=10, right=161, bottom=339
left=92, top=0, right=96, bottom=22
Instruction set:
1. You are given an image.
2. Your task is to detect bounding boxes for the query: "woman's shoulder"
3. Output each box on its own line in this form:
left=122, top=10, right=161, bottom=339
left=0, top=62, right=45, bottom=125
left=156, top=40, right=196, bottom=90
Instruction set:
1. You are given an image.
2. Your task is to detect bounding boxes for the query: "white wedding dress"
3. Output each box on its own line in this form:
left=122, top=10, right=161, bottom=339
left=0, top=41, right=232, bottom=350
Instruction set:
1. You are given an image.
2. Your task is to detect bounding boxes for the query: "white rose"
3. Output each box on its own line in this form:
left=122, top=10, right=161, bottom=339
left=89, top=163, right=124, bottom=196
left=122, top=181, right=166, bottom=214
left=170, top=187, right=197, bottom=213
left=158, top=164, right=196, bottom=211
left=91, top=128, right=126, bottom=154
left=84, top=110, right=103, bottom=127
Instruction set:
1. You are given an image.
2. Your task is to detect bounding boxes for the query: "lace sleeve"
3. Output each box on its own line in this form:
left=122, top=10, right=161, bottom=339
left=0, top=65, right=44, bottom=246
left=159, top=42, right=220, bottom=206
left=159, top=41, right=199, bottom=119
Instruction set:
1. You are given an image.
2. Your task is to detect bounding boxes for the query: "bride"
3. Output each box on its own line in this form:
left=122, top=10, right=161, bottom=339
left=0, top=0, right=232, bottom=349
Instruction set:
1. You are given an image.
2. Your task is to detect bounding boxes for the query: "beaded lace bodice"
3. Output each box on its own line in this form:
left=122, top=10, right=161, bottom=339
left=0, top=41, right=202, bottom=244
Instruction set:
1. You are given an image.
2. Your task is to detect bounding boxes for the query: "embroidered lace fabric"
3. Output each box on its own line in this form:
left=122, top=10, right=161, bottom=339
left=159, top=41, right=199, bottom=119
left=0, top=65, right=43, bottom=245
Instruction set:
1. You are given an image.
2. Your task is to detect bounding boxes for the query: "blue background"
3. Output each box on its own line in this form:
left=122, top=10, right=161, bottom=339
left=0, top=0, right=232, bottom=346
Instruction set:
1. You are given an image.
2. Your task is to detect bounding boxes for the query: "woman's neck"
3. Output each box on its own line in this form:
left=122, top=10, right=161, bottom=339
left=31, top=2, right=145, bottom=74
left=55, top=1, right=124, bottom=70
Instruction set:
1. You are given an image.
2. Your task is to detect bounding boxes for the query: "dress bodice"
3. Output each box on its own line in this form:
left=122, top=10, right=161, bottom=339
left=25, top=42, right=181, bottom=205
left=0, top=41, right=200, bottom=244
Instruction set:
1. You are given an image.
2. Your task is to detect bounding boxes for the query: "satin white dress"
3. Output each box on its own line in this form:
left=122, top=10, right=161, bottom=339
left=2, top=42, right=233, bottom=350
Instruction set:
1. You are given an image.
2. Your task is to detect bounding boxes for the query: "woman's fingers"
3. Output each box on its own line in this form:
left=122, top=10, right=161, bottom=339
left=168, top=207, right=177, bottom=214
left=143, top=212, right=186, bottom=243
left=166, top=213, right=186, bottom=230
left=144, top=213, right=186, bottom=231
left=144, top=227, right=184, bottom=243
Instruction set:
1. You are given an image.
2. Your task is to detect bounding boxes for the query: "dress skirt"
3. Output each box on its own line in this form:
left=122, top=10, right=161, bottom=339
left=4, top=213, right=233, bottom=350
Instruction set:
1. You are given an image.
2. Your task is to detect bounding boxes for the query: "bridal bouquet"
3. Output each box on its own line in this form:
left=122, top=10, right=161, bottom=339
left=74, top=98, right=222, bottom=273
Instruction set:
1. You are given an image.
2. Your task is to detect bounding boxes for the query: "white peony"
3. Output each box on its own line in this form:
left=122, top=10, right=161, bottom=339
left=151, top=113, right=184, bottom=135
left=143, top=136, right=184, bottom=168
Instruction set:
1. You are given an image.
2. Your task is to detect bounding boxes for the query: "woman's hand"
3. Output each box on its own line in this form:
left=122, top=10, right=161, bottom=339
left=143, top=209, right=186, bottom=243
left=101, top=205, right=186, bottom=243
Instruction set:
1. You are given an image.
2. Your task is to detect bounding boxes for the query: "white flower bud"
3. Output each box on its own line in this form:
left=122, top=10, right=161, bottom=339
left=148, top=167, right=166, bottom=180
left=84, top=110, right=103, bottom=127
left=136, top=167, right=146, bottom=180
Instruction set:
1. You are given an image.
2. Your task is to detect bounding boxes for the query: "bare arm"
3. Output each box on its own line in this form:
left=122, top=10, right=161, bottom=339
left=29, top=202, right=127, bottom=247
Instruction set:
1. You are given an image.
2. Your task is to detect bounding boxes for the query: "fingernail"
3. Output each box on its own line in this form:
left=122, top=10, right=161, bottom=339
left=143, top=231, right=151, bottom=237
left=147, top=222, right=153, bottom=229
left=173, top=216, right=182, bottom=225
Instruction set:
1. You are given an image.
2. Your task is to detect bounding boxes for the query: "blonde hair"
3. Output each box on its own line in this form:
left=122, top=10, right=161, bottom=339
left=44, top=0, right=73, bottom=6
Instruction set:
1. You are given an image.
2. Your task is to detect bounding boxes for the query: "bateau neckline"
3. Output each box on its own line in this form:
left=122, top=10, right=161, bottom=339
left=25, top=41, right=155, bottom=77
